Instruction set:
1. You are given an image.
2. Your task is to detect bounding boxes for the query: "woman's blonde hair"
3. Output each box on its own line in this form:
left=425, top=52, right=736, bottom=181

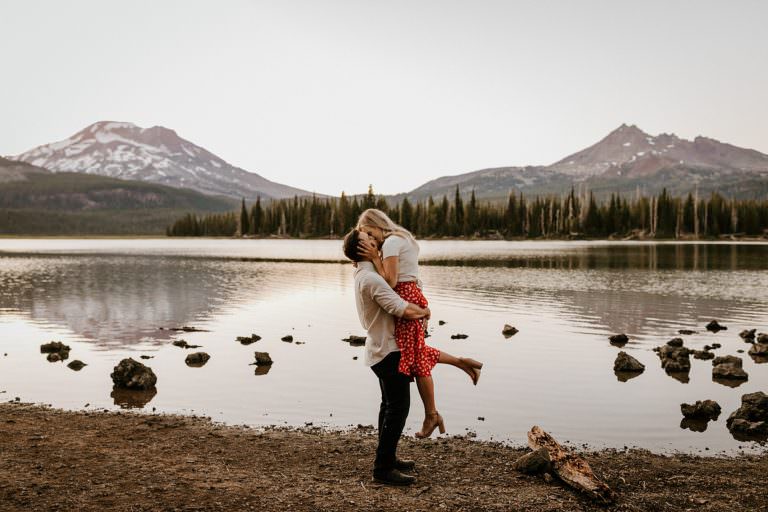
left=356, top=208, right=415, bottom=242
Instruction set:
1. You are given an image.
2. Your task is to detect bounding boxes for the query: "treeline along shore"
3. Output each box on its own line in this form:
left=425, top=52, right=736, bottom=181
left=167, top=186, right=768, bottom=239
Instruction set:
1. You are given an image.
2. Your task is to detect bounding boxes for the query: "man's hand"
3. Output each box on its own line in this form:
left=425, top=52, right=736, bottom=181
left=403, top=303, right=430, bottom=320
left=357, top=238, right=380, bottom=262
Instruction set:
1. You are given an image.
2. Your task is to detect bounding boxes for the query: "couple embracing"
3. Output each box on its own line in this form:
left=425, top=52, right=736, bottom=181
left=343, top=208, right=483, bottom=486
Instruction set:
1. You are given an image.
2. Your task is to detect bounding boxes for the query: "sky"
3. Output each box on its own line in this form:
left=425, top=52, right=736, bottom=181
left=1, top=0, right=766, bottom=196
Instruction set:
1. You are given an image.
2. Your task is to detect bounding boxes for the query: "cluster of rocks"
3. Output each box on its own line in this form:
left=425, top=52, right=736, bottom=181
left=40, top=341, right=70, bottom=362
left=236, top=334, right=261, bottom=345
left=653, top=338, right=691, bottom=374
left=40, top=341, right=87, bottom=371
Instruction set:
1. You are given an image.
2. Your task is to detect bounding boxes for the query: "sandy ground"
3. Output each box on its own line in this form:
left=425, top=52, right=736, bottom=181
left=1, top=403, right=766, bottom=512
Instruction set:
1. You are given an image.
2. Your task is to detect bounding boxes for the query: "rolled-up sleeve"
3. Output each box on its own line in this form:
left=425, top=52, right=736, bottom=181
left=365, top=274, right=407, bottom=318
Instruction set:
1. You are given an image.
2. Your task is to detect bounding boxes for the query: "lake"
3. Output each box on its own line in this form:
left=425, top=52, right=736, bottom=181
left=1, top=239, right=767, bottom=454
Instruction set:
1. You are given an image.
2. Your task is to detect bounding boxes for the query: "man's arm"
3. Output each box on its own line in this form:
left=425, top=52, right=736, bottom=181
left=403, top=302, right=430, bottom=320
left=366, top=273, right=429, bottom=319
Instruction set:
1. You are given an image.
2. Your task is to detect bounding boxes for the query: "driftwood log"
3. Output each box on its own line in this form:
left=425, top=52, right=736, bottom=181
left=527, top=426, right=615, bottom=504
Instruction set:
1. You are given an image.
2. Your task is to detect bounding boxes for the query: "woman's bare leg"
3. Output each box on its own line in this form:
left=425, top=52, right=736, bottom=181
left=415, top=376, right=445, bottom=438
left=438, top=351, right=483, bottom=384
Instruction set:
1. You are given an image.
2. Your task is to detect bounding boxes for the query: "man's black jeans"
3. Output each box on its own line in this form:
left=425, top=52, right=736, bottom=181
left=371, top=351, right=411, bottom=472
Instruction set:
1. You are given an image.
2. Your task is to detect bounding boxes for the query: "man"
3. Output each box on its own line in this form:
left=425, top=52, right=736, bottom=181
left=343, top=229, right=431, bottom=486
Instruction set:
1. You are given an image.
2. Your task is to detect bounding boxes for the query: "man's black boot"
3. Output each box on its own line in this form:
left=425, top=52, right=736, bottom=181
left=373, top=468, right=417, bottom=486
left=394, top=458, right=416, bottom=472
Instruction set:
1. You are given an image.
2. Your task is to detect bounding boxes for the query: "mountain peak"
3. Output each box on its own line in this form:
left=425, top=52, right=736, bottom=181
left=9, top=121, right=314, bottom=200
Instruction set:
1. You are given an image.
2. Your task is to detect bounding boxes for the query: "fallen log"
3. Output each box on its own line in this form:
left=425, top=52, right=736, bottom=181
left=527, top=425, right=615, bottom=504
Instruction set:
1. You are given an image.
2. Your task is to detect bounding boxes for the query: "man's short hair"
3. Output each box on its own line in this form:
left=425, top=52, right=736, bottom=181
left=343, top=229, right=363, bottom=262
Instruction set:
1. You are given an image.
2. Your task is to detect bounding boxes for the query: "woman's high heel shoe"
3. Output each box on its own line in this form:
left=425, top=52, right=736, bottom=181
left=460, top=358, right=484, bottom=385
left=415, top=412, right=446, bottom=439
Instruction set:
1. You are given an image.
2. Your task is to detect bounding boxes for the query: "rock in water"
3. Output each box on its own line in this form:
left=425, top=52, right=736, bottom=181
left=254, top=352, right=273, bottom=366
left=342, top=335, right=366, bottom=346
left=712, top=355, right=748, bottom=381
left=608, top=334, right=628, bottom=345
left=739, top=329, right=756, bottom=341
left=40, top=341, right=71, bottom=354
left=613, top=351, right=645, bottom=373
left=726, top=392, right=768, bottom=440
left=654, top=344, right=691, bottom=373
left=705, top=320, right=727, bottom=332
left=666, top=338, right=684, bottom=347
left=758, top=333, right=768, bottom=344
left=236, top=334, right=261, bottom=345
left=281, top=335, right=293, bottom=342
left=111, top=358, right=157, bottom=390
left=438, top=320, right=446, bottom=325
left=678, top=329, right=697, bottom=335
left=681, top=400, right=721, bottom=421
left=748, top=343, right=768, bottom=357
left=172, top=340, right=200, bottom=349
left=451, top=334, right=469, bottom=339
left=513, top=447, right=552, bottom=475
left=67, top=360, right=87, bottom=371
left=185, top=352, right=210, bottom=367
left=692, top=350, right=715, bottom=360
left=502, top=324, right=519, bottom=337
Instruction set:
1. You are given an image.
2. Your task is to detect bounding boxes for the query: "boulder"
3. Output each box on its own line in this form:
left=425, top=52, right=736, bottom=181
left=608, top=334, right=628, bottom=346
left=110, top=358, right=157, bottom=390
left=451, top=334, right=469, bottom=339
left=758, top=333, right=768, bottom=344
left=666, top=338, right=684, bottom=348
left=678, top=329, right=697, bottom=335
left=748, top=343, right=768, bottom=357
left=705, top=320, right=727, bottom=332
left=185, top=352, right=210, bottom=367
left=502, top=324, right=519, bottom=337
left=254, top=352, right=273, bottom=366
left=739, top=329, right=756, bottom=341
left=613, top=351, right=645, bottom=373
left=726, top=392, right=768, bottom=440
left=281, top=335, right=294, bottom=342
left=236, top=334, right=261, bottom=345
left=712, top=355, right=748, bottom=381
left=513, top=447, right=552, bottom=475
left=680, top=400, right=721, bottom=421
left=67, top=360, right=87, bottom=371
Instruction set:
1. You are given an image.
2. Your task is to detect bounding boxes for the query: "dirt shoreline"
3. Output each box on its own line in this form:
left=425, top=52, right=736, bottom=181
left=1, top=403, right=767, bottom=511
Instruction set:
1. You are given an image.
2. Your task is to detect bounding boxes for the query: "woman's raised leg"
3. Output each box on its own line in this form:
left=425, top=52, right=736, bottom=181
left=438, top=351, right=483, bottom=385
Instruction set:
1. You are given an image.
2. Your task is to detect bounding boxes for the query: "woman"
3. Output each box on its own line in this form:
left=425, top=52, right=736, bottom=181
left=356, top=208, right=483, bottom=438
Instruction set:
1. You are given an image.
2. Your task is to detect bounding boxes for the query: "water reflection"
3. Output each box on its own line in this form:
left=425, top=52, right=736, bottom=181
left=111, top=387, right=157, bottom=409
left=680, top=418, right=710, bottom=432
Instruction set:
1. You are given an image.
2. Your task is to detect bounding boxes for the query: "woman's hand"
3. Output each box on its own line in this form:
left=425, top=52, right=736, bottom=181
left=357, top=239, right=381, bottom=262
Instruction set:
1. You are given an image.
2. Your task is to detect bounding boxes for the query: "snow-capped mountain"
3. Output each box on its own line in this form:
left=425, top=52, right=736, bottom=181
left=9, top=121, right=313, bottom=200
left=406, top=124, right=768, bottom=200
left=549, top=124, right=768, bottom=177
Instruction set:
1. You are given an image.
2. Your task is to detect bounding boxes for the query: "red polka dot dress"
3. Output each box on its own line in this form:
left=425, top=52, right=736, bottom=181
left=394, top=281, right=440, bottom=377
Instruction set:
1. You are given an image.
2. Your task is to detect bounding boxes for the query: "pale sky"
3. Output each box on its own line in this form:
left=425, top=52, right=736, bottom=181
left=1, top=0, right=766, bottom=195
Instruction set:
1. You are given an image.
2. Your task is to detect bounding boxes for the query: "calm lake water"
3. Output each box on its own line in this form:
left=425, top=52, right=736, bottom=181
left=1, top=239, right=767, bottom=454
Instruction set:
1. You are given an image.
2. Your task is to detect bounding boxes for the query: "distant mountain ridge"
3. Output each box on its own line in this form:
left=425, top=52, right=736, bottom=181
left=9, top=121, right=314, bottom=200
left=407, top=124, right=768, bottom=201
